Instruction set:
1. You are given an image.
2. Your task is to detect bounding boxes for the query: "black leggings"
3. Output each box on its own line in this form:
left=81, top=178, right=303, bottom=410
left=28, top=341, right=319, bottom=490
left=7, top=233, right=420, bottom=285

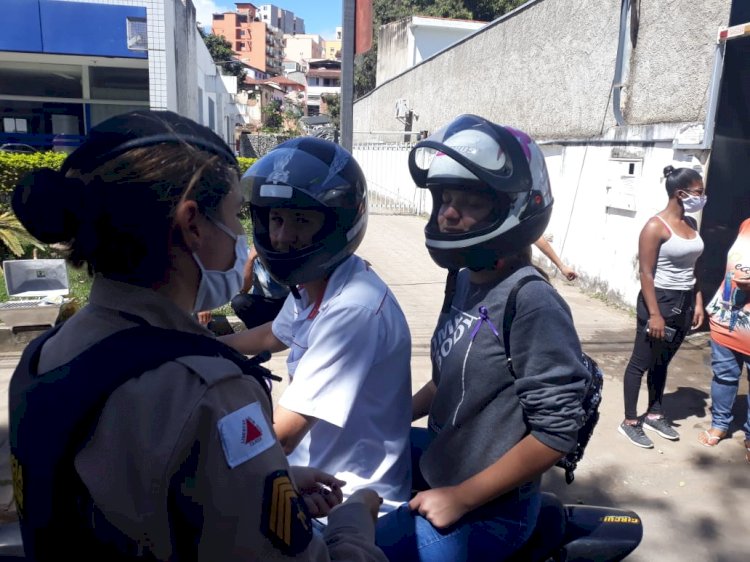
left=623, top=288, right=694, bottom=420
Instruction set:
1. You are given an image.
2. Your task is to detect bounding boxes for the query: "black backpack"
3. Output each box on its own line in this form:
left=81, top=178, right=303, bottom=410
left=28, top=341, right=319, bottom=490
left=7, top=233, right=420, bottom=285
left=502, top=275, right=603, bottom=484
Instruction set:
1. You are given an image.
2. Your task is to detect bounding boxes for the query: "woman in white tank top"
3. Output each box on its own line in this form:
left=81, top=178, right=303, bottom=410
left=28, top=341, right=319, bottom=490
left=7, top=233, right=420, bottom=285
left=618, top=166, right=705, bottom=449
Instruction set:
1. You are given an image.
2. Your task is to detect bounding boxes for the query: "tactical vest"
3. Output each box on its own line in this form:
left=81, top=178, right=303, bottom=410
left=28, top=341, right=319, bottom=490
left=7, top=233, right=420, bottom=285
left=9, top=321, right=277, bottom=561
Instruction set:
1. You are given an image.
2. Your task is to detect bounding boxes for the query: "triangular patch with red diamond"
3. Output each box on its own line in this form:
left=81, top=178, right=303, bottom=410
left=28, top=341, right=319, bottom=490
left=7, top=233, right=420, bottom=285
left=218, top=401, right=275, bottom=468
left=243, top=418, right=262, bottom=445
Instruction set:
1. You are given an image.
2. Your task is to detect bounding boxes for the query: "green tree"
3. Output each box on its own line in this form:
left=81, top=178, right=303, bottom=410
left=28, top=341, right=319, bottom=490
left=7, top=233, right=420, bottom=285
left=283, top=101, right=304, bottom=135
left=354, top=0, right=526, bottom=98
left=321, top=93, right=341, bottom=128
left=198, top=27, right=247, bottom=80
left=262, top=99, right=284, bottom=131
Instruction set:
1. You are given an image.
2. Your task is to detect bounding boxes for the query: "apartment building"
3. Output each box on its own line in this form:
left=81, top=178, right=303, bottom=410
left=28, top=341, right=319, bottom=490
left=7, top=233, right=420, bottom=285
left=213, top=3, right=298, bottom=76
left=283, top=34, right=324, bottom=67
left=257, top=4, right=304, bottom=34
left=322, top=27, right=342, bottom=60
left=306, top=59, right=340, bottom=116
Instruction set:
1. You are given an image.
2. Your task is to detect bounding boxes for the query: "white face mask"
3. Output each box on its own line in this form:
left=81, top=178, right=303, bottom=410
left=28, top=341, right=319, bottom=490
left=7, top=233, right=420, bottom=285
left=192, top=219, right=249, bottom=312
left=680, top=193, right=707, bottom=213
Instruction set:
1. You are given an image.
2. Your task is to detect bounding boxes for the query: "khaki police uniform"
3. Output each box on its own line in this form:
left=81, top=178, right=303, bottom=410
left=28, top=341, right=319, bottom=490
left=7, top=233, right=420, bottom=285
left=36, top=277, right=387, bottom=562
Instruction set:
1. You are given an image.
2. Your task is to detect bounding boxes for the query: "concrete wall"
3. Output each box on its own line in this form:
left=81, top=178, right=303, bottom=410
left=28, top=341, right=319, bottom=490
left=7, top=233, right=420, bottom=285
left=376, top=17, right=486, bottom=86
left=355, top=0, right=730, bottom=139
left=353, top=0, right=732, bottom=308
left=626, top=1, right=730, bottom=124
left=376, top=19, right=412, bottom=87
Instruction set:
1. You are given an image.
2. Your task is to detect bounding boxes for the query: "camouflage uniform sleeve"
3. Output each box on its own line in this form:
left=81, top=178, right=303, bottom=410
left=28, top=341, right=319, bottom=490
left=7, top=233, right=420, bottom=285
left=173, top=357, right=387, bottom=562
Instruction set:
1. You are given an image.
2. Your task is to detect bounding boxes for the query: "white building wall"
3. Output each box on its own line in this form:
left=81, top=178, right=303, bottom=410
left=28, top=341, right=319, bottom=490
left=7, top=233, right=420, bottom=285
left=284, top=35, right=323, bottom=64
left=195, top=34, right=217, bottom=131
left=410, top=19, right=486, bottom=66
left=376, top=19, right=411, bottom=87
left=195, top=33, right=240, bottom=147
left=376, top=17, right=486, bottom=86
left=535, top=135, right=704, bottom=305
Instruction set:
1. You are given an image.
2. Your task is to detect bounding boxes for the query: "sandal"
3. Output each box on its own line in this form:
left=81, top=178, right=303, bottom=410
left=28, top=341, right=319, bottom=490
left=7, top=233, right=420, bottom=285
left=698, top=429, right=725, bottom=447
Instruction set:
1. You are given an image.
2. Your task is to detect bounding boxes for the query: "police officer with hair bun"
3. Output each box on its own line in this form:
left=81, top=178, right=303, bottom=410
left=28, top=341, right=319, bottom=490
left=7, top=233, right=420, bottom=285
left=9, top=110, right=387, bottom=562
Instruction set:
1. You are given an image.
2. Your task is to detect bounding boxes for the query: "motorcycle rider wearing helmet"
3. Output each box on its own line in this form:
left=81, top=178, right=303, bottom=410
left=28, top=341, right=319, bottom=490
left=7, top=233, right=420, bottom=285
left=9, top=111, right=387, bottom=562
left=222, top=137, right=413, bottom=513
left=374, top=115, right=591, bottom=560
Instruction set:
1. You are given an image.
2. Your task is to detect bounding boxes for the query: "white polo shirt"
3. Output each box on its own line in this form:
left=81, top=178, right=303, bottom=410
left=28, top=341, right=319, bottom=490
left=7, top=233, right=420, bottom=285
left=272, top=255, right=412, bottom=511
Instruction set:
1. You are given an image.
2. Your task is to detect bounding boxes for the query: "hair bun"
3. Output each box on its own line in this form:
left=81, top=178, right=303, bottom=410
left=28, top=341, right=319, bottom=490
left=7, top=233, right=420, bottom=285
left=12, top=168, right=84, bottom=244
left=663, top=165, right=675, bottom=178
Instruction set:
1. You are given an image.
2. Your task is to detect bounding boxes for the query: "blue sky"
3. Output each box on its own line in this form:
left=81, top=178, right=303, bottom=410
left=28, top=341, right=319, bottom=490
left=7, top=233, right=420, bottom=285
left=195, top=0, right=343, bottom=39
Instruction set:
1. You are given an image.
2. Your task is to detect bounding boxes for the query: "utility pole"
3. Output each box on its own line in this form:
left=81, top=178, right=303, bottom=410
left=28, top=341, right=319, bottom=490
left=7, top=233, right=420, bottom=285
left=340, top=0, right=355, bottom=150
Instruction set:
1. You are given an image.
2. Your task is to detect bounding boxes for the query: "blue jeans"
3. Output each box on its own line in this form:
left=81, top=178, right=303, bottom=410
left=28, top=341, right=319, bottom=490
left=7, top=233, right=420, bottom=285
left=709, top=340, right=750, bottom=439
left=375, top=428, right=541, bottom=562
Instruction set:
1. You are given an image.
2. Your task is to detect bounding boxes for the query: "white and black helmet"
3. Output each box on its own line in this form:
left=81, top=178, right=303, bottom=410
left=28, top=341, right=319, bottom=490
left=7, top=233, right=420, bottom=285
left=409, top=114, right=553, bottom=270
left=242, top=137, right=368, bottom=285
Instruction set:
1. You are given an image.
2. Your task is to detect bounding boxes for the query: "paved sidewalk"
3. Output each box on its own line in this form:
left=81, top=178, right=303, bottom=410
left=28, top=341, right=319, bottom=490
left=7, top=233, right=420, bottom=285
left=0, top=213, right=748, bottom=560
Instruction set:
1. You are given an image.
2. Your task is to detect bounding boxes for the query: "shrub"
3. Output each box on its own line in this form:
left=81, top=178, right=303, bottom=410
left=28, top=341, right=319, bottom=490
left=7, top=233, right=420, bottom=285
left=237, top=157, right=256, bottom=175
left=0, top=152, right=255, bottom=265
left=0, top=152, right=67, bottom=210
left=1, top=153, right=255, bottom=205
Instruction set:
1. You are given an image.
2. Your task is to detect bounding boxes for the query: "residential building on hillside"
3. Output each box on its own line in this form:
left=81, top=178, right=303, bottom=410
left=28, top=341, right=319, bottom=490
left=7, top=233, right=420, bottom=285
left=240, top=73, right=306, bottom=129
left=240, top=78, right=284, bottom=127
left=284, top=34, right=324, bottom=67
left=306, top=59, right=340, bottom=116
left=376, top=16, right=486, bottom=85
left=258, top=4, right=304, bottom=34
left=212, top=3, right=284, bottom=76
left=322, top=27, right=343, bottom=60
left=0, top=0, right=240, bottom=150
left=283, top=59, right=304, bottom=74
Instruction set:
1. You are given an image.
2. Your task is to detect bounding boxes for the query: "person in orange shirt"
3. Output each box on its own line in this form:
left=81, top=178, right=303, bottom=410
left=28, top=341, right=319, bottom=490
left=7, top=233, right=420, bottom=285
left=700, top=219, right=750, bottom=464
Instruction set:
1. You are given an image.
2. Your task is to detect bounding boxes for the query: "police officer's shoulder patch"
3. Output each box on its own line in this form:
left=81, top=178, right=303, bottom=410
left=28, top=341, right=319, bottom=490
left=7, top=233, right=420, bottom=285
left=262, top=470, right=313, bottom=555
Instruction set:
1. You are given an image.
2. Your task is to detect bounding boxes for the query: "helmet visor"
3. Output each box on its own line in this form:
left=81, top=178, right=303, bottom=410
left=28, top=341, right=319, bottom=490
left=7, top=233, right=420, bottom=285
left=409, top=114, right=532, bottom=193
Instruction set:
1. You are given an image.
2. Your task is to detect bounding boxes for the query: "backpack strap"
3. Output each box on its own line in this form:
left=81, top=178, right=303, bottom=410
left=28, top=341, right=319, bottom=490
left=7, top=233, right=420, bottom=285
left=502, top=275, right=551, bottom=377
left=10, top=324, right=280, bottom=560
left=440, top=269, right=459, bottom=314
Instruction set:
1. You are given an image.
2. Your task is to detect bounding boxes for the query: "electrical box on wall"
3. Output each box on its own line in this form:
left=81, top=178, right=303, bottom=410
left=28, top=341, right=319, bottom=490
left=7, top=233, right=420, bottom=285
left=605, top=158, right=641, bottom=213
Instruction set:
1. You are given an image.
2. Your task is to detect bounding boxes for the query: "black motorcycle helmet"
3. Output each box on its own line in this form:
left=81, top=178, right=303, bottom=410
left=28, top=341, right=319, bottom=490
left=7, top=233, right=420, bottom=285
left=408, top=114, right=553, bottom=270
left=242, top=137, right=368, bottom=286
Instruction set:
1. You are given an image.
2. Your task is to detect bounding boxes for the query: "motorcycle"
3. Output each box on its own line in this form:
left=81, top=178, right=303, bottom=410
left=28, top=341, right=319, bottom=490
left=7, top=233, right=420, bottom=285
left=0, top=491, right=642, bottom=561
left=508, top=492, right=643, bottom=562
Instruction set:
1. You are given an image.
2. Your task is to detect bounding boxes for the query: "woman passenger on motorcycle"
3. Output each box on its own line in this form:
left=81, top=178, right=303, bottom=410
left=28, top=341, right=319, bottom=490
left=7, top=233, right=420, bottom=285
left=375, top=115, right=591, bottom=561
left=9, top=110, right=386, bottom=562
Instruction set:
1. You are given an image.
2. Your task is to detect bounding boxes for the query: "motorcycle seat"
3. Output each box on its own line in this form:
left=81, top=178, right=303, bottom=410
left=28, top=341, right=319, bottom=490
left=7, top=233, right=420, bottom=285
left=506, top=492, right=565, bottom=562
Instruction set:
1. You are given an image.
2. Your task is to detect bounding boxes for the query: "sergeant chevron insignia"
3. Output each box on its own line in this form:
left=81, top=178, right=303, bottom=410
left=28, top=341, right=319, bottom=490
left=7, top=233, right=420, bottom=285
left=262, top=470, right=312, bottom=554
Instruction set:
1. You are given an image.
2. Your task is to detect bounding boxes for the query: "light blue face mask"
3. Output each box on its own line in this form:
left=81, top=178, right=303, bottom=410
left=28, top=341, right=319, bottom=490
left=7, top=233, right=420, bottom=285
left=192, top=218, right=249, bottom=312
left=680, top=193, right=707, bottom=213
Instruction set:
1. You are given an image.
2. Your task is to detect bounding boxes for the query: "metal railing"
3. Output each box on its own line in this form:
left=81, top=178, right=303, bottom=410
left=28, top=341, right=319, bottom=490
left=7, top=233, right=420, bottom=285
left=352, top=131, right=429, bottom=216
